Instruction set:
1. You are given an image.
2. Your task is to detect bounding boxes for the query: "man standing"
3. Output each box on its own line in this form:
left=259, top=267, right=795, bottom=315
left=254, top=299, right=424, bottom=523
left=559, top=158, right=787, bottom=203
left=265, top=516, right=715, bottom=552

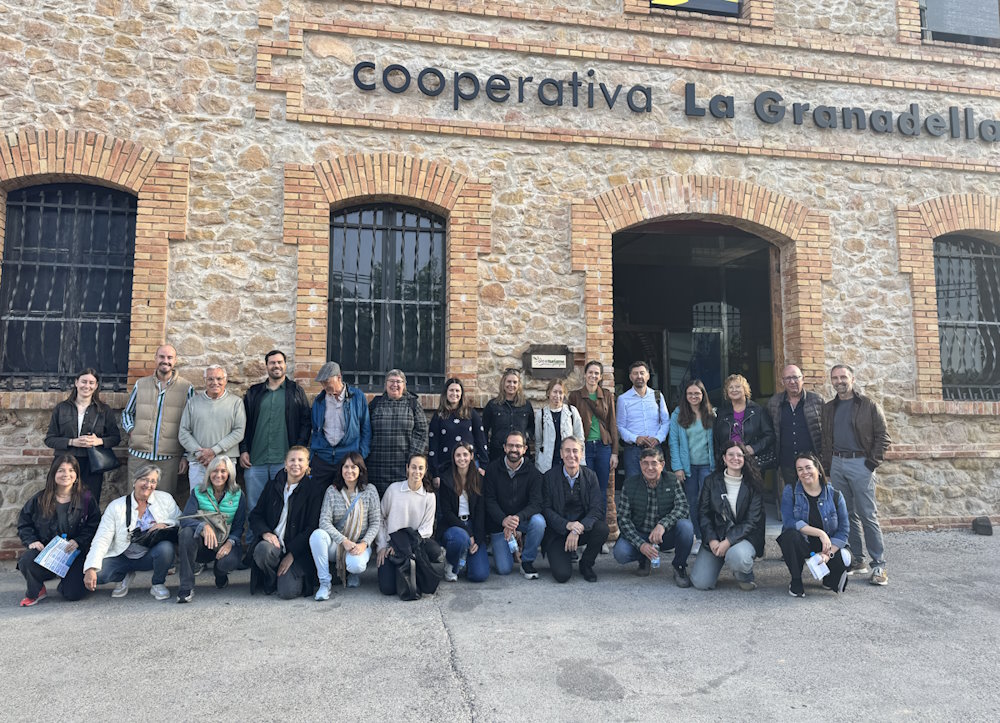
left=240, top=350, right=312, bottom=511
left=821, top=364, right=892, bottom=586
left=541, top=437, right=609, bottom=583
left=767, top=364, right=823, bottom=513
left=121, top=344, right=194, bottom=497
left=309, top=361, right=371, bottom=486
left=617, top=361, right=670, bottom=480
left=366, top=369, right=428, bottom=497
left=613, top=447, right=693, bottom=587
left=178, top=365, right=246, bottom=490
left=484, top=430, right=546, bottom=579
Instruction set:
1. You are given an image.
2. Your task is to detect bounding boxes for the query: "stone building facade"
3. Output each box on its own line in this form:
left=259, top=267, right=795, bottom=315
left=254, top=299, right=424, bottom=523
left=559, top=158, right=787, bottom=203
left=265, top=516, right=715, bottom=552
left=1, top=0, right=999, bottom=555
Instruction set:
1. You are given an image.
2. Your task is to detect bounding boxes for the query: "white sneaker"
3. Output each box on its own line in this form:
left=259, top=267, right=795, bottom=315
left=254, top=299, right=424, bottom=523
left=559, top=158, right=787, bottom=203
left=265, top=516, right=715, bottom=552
left=111, top=571, right=135, bottom=598
left=314, top=583, right=332, bottom=601
left=691, top=539, right=702, bottom=556
left=149, top=584, right=170, bottom=601
left=601, top=543, right=611, bottom=555
left=444, top=568, right=458, bottom=582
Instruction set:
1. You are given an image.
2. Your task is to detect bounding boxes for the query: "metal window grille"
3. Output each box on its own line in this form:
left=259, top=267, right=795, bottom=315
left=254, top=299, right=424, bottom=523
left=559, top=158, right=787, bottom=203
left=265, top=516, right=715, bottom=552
left=328, top=203, right=446, bottom=393
left=1, top=183, right=136, bottom=391
left=934, top=234, right=1000, bottom=401
left=650, top=0, right=741, bottom=19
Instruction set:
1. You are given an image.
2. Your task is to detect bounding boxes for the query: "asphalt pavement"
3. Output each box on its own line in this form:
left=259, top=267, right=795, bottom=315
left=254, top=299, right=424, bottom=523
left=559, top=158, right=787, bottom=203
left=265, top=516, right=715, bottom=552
left=1, top=530, right=997, bottom=721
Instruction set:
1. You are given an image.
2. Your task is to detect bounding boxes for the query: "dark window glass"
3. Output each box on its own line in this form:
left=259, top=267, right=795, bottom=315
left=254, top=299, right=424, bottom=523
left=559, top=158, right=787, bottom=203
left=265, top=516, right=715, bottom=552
left=934, top=234, right=1000, bottom=401
left=923, top=0, right=1000, bottom=47
left=1, top=183, right=136, bottom=391
left=650, top=0, right=741, bottom=18
left=329, top=203, right=446, bottom=393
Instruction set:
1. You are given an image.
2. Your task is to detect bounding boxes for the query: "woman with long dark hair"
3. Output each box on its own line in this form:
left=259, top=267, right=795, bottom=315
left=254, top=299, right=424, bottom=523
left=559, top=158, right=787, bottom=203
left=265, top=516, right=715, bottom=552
left=669, top=379, right=716, bottom=550
left=482, top=368, right=533, bottom=462
left=690, top=440, right=766, bottom=591
left=376, top=453, right=438, bottom=595
left=16, top=455, right=100, bottom=606
left=428, top=377, right=489, bottom=486
left=44, top=368, right=121, bottom=501
left=437, top=443, right=490, bottom=583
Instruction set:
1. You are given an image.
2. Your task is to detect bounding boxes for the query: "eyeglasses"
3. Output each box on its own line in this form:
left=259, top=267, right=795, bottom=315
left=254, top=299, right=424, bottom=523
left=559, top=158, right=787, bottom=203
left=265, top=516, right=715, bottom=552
left=782, top=375, right=803, bottom=382
left=504, top=444, right=526, bottom=450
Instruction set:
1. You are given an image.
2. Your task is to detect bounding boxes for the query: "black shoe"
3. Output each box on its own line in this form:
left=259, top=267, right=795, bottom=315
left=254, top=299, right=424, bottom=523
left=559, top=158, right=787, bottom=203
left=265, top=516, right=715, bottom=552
left=569, top=551, right=579, bottom=563
left=673, top=566, right=691, bottom=588
left=176, top=589, right=193, bottom=603
left=789, top=580, right=805, bottom=598
left=215, top=574, right=229, bottom=590
left=520, top=560, right=539, bottom=580
left=636, top=557, right=650, bottom=577
left=580, top=564, right=597, bottom=583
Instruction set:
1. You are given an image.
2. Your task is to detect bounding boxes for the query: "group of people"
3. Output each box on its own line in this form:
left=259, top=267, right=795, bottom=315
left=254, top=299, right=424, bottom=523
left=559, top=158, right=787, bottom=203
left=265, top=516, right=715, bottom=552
left=17, top=345, right=892, bottom=606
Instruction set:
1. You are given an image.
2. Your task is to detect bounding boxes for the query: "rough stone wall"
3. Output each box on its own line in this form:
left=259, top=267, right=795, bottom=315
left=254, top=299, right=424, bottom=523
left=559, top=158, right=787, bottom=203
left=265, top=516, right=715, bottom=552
left=1, top=0, right=999, bottom=551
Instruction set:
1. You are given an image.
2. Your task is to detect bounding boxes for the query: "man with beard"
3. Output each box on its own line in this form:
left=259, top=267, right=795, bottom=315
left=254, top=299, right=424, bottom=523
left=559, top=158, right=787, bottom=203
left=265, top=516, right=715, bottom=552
left=484, top=430, right=546, bottom=579
left=240, top=350, right=312, bottom=511
left=121, top=344, right=194, bottom=498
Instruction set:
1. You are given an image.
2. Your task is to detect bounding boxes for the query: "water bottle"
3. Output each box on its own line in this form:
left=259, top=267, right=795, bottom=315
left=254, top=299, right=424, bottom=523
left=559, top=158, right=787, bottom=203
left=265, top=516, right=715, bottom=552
left=650, top=544, right=661, bottom=569
left=507, top=535, right=518, bottom=554
left=458, top=550, right=467, bottom=571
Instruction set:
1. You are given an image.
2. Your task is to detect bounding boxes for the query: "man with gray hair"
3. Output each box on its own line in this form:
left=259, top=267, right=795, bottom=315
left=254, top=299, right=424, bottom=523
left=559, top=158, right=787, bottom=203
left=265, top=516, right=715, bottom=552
left=366, top=369, right=428, bottom=497
left=178, top=364, right=246, bottom=491
left=309, top=361, right=371, bottom=487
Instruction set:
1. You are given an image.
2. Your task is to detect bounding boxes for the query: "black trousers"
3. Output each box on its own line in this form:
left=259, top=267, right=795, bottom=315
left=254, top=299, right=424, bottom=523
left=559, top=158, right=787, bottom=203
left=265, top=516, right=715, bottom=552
left=18, top=548, right=87, bottom=601
left=546, top=520, right=610, bottom=583
left=75, top=453, right=107, bottom=504
left=777, top=529, right=849, bottom=589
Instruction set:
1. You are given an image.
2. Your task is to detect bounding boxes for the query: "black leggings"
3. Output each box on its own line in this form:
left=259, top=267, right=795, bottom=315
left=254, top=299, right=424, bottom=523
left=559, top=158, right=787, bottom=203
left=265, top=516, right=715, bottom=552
left=19, top=548, right=87, bottom=601
left=777, top=529, right=849, bottom=589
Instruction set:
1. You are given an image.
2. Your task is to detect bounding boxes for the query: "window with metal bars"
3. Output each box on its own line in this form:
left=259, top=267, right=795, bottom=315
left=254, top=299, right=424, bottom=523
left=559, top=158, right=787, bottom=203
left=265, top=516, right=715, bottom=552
left=933, top=234, right=1000, bottom=401
left=1, top=183, right=136, bottom=392
left=329, top=203, right=446, bottom=393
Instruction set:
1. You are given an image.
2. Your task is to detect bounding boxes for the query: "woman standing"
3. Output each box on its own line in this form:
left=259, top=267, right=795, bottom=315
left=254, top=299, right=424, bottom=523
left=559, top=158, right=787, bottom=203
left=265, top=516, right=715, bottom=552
left=376, top=453, right=438, bottom=595
left=310, top=452, right=381, bottom=599
left=482, top=369, right=533, bottom=462
left=428, top=377, right=489, bottom=486
left=669, top=379, right=716, bottom=551
left=690, top=441, right=766, bottom=591
left=568, top=360, right=619, bottom=515
left=778, top=453, right=852, bottom=597
left=437, top=443, right=490, bottom=583
left=713, top=373, right=775, bottom=471
left=176, top=455, right=246, bottom=602
left=17, top=455, right=100, bottom=606
left=44, top=368, right=121, bottom=502
left=534, top=378, right=585, bottom=474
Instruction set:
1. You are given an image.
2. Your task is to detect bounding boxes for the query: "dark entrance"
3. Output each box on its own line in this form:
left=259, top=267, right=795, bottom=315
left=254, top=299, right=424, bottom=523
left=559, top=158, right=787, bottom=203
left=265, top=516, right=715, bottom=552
left=612, top=219, right=777, bottom=412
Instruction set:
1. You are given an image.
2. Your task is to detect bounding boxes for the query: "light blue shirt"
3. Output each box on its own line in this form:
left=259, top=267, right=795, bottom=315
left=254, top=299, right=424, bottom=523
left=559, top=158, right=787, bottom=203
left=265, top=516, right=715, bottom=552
left=616, top=387, right=670, bottom=444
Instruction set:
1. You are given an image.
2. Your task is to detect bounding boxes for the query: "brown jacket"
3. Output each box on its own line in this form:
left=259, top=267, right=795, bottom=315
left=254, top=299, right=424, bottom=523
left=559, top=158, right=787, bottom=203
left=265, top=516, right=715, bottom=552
left=821, top=390, right=891, bottom=472
left=569, top=385, right=619, bottom=455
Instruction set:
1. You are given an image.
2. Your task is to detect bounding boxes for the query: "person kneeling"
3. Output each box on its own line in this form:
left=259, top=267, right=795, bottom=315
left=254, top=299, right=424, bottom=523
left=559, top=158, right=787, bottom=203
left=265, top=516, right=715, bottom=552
left=83, top=464, right=181, bottom=601
left=541, top=437, right=609, bottom=583
left=777, top=453, right=852, bottom=598
left=613, top=446, right=693, bottom=587
left=176, top=455, right=246, bottom=602
left=249, top=446, right=327, bottom=599
left=437, top=444, right=490, bottom=583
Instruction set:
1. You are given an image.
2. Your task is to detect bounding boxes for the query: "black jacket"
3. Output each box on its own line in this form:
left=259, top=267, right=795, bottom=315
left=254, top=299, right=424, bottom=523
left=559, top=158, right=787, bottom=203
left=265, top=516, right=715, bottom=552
left=713, top=399, right=775, bottom=462
left=697, top=470, right=765, bottom=558
left=239, top=378, right=312, bottom=455
left=435, top=470, right=486, bottom=545
left=541, top=465, right=603, bottom=548
left=482, top=398, right=534, bottom=461
left=45, top=400, right=122, bottom=459
left=17, top=489, right=101, bottom=553
left=483, top=457, right=543, bottom=534
left=249, top=471, right=327, bottom=563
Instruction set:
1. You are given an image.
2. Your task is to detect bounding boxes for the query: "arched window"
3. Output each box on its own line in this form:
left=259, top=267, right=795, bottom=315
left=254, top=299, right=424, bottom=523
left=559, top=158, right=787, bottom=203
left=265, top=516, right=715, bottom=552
left=933, top=234, right=1000, bottom=401
left=329, top=203, right=446, bottom=393
left=0, top=183, right=136, bottom=391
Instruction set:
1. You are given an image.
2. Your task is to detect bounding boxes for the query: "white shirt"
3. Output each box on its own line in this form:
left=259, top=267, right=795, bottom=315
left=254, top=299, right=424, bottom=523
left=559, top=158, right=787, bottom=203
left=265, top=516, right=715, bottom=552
left=616, top=387, right=670, bottom=444
left=458, top=492, right=470, bottom=517
left=723, top=472, right=742, bottom=516
left=274, top=483, right=297, bottom=550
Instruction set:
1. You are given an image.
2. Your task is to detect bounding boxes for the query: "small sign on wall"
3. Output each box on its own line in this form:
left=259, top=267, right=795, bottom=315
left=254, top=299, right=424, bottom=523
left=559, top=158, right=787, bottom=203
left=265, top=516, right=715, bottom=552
left=522, top=345, right=574, bottom=380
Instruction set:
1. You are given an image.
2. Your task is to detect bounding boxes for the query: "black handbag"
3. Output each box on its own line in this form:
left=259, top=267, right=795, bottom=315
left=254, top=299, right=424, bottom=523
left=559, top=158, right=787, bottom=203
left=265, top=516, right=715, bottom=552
left=388, top=528, right=446, bottom=601
left=87, top=445, right=120, bottom=473
left=125, top=498, right=178, bottom=548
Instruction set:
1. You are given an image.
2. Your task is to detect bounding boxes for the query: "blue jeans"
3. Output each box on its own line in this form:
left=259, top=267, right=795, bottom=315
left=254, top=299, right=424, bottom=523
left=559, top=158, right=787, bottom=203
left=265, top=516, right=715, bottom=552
left=622, top=444, right=642, bottom=480
left=612, top=518, right=694, bottom=570
left=244, top=463, right=285, bottom=512
left=309, top=528, right=372, bottom=586
left=96, top=540, right=175, bottom=586
left=689, top=540, right=756, bottom=590
left=683, top=465, right=712, bottom=540
left=585, top=440, right=612, bottom=514
left=490, top=513, right=546, bottom=574
left=442, top=525, right=490, bottom=583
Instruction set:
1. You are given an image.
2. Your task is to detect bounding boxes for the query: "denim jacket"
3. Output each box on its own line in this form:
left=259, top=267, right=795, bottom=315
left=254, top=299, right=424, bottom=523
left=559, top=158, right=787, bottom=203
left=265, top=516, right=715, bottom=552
left=780, top=481, right=850, bottom=551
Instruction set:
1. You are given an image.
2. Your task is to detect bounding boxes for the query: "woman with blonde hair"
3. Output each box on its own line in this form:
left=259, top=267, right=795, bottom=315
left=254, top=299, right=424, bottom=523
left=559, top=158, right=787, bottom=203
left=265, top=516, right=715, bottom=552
left=483, top=368, right=533, bottom=462
left=534, top=378, right=585, bottom=473
left=713, top=373, right=775, bottom=471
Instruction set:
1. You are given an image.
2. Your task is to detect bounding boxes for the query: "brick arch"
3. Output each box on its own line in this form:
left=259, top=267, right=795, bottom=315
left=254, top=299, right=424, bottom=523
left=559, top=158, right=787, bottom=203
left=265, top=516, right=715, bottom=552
left=284, top=153, right=491, bottom=396
left=571, top=175, right=832, bottom=387
left=898, top=194, right=1000, bottom=410
left=0, top=128, right=189, bottom=399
